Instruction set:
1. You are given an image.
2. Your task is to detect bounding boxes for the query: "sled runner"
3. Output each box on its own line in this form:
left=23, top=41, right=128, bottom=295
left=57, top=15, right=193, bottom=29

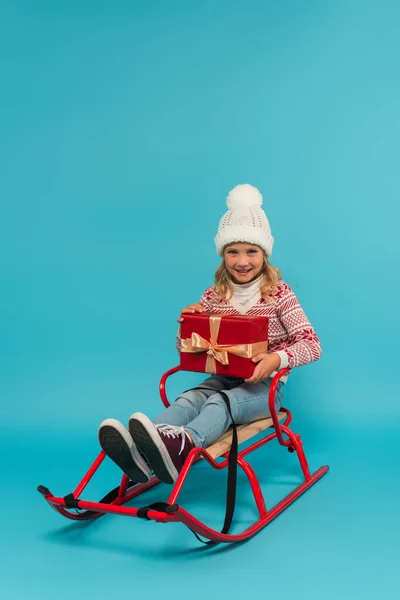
left=38, top=366, right=329, bottom=544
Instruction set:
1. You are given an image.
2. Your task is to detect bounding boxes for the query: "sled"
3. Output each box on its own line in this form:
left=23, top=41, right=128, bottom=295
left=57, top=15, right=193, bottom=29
left=38, top=366, right=329, bottom=544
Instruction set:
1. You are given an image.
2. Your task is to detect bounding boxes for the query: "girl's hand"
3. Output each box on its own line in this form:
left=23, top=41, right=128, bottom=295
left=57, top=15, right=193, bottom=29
left=177, top=303, right=205, bottom=323
left=245, top=353, right=281, bottom=384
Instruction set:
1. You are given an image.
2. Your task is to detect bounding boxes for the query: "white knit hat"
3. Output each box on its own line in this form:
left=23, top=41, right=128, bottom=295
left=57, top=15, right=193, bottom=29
left=214, top=184, right=274, bottom=257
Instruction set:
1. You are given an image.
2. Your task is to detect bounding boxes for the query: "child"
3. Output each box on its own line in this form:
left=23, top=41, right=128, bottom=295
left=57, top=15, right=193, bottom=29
left=98, top=184, right=322, bottom=485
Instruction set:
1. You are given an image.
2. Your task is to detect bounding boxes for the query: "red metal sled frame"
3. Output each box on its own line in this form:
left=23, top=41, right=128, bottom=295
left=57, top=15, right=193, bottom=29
left=38, top=367, right=329, bottom=543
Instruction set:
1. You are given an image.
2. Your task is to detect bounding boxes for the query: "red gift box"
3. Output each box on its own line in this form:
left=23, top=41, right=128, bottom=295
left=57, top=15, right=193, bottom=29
left=180, top=312, right=269, bottom=379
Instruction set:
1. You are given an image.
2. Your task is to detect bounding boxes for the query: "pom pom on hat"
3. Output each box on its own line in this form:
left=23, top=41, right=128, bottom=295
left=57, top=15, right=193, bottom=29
left=226, top=184, right=263, bottom=209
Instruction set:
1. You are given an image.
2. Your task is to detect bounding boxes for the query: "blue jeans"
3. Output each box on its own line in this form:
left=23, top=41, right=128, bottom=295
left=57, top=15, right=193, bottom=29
left=153, top=375, right=284, bottom=448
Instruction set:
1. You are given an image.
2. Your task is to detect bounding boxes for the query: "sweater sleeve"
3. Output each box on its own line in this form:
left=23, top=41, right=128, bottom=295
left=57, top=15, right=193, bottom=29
left=175, top=287, right=214, bottom=353
left=274, top=283, right=322, bottom=369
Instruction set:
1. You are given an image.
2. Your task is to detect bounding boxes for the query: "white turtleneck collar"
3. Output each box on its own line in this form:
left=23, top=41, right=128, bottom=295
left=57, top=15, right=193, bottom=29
left=228, top=276, right=262, bottom=314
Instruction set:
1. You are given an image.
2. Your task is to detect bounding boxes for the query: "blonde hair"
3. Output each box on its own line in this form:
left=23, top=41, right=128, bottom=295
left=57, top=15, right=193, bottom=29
left=214, top=253, right=281, bottom=303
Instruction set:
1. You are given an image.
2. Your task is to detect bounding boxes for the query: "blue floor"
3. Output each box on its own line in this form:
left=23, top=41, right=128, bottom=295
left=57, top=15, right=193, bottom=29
left=3, top=418, right=399, bottom=599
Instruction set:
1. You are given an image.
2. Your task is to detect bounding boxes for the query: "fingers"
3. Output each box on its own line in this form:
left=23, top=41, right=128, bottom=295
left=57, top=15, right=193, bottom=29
left=251, top=353, right=268, bottom=363
left=245, top=375, right=261, bottom=384
left=245, top=364, right=262, bottom=384
left=181, top=303, right=204, bottom=313
left=177, top=303, right=205, bottom=322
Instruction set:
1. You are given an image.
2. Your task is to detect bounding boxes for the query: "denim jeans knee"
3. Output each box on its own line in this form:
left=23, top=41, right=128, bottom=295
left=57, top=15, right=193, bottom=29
left=185, top=379, right=284, bottom=448
left=153, top=388, right=215, bottom=428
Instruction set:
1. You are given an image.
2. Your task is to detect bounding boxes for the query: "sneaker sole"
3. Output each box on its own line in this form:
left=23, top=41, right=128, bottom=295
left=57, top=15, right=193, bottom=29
left=128, top=413, right=178, bottom=484
left=98, top=419, right=151, bottom=483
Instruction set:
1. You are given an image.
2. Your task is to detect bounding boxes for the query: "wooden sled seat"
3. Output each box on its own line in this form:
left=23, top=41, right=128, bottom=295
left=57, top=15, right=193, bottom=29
left=206, top=411, right=286, bottom=460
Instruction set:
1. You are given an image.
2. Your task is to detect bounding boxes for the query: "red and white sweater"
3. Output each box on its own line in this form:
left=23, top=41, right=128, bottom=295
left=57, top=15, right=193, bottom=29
left=177, top=280, right=322, bottom=383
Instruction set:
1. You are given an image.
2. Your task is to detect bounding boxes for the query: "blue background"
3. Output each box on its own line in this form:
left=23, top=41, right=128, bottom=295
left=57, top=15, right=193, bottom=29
left=1, top=0, right=399, bottom=598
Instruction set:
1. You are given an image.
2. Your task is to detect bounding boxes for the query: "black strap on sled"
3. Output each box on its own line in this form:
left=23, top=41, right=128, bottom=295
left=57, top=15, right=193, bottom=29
left=62, top=481, right=137, bottom=516
left=163, top=386, right=238, bottom=544
left=137, top=502, right=179, bottom=519
left=189, top=389, right=238, bottom=544
left=63, top=493, right=80, bottom=509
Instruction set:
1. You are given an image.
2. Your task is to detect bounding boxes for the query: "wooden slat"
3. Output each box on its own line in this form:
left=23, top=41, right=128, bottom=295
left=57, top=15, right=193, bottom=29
left=206, top=412, right=286, bottom=459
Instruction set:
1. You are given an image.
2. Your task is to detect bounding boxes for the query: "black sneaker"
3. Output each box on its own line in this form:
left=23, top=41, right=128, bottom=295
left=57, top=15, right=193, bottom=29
left=128, top=412, right=194, bottom=484
left=98, top=418, right=152, bottom=483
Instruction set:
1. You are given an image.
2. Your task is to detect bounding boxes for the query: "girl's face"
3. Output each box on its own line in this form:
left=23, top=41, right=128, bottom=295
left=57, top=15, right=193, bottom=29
left=223, top=243, right=264, bottom=284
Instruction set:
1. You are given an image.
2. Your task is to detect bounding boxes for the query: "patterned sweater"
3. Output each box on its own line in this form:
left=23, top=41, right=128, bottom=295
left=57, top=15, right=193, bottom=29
left=177, top=280, right=322, bottom=383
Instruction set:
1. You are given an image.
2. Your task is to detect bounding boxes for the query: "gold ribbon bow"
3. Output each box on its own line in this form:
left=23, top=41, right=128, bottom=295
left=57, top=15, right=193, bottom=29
left=181, top=315, right=268, bottom=374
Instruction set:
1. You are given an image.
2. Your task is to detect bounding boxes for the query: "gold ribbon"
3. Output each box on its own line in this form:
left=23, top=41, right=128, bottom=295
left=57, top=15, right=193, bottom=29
left=181, top=315, right=268, bottom=374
